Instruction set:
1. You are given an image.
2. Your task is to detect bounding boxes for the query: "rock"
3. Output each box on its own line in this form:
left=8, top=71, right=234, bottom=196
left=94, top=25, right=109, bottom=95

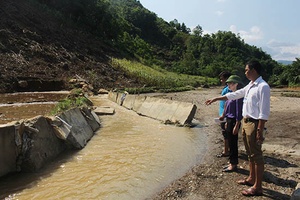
left=94, top=106, right=115, bottom=115
left=98, top=88, right=109, bottom=94
left=18, top=80, right=28, bottom=88
left=69, top=79, right=77, bottom=83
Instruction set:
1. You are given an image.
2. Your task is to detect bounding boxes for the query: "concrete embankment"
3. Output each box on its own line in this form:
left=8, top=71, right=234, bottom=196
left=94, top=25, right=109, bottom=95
left=0, top=92, right=197, bottom=178
left=0, top=107, right=101, bottom=177
left=108, top=92, right=197, bottom=126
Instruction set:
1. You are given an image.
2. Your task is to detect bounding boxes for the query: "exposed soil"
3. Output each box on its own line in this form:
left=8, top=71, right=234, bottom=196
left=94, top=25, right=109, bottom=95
left=151, top=87, right=300, bottom=200
left=0, top=0, right=142, bottom=93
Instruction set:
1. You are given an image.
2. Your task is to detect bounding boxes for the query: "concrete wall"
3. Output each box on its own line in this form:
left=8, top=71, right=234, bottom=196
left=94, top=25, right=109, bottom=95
left=20, top=116, right=66, bottom=172
left=0, top=124, right=19, bottom=176
left=108, top=92, right=197, bottom=126
left=0, top=107, right=100, bottom=177
left=0, top=92, right=196, bottom=177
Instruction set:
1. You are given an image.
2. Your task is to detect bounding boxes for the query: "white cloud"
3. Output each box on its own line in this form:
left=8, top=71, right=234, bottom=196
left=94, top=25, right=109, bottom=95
left=266, top=40, right=300, bottom=61
left=229, top=25, right=263, bottom=43
left=215, top=11, right=224, bottom=16
left=202, top=25, right=300, bottom=61
left=202, top=29, right=212, bottom=35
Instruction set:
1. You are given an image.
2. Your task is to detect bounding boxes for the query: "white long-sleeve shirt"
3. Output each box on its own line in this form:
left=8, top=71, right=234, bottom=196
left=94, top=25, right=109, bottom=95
left=225, top=76, right=270, bottom=120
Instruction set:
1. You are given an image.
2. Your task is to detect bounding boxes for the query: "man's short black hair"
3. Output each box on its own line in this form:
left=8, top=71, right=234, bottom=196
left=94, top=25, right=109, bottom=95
left=247, top=60, right=263, bottom=75
left=219, top=71, right=231, bottom=79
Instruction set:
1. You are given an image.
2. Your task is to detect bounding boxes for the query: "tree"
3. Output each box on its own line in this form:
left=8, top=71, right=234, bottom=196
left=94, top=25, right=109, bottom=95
left=282, top=58, right=300, bottom=86
left=192, top=25, right=203, bottom=36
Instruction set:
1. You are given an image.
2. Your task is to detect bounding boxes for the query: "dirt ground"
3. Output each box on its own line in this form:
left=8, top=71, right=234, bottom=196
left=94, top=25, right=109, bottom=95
left=151, top=87, right=300, bottom=200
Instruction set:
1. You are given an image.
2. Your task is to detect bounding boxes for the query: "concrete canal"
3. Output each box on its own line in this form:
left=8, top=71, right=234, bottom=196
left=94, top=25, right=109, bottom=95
left=0, top=93, right=208, bottom=199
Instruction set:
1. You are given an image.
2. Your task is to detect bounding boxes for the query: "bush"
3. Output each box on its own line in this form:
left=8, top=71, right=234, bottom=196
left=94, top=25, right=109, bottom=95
left=50, top=89, right=90, bottom=115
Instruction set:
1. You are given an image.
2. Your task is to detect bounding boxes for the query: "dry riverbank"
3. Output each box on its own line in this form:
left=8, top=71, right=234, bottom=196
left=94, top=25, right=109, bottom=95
left=151, top=87, right=300, bottom=200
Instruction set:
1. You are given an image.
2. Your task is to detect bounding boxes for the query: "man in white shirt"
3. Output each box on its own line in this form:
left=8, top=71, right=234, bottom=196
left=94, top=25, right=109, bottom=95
left=205, top=60, right=270, bottom=196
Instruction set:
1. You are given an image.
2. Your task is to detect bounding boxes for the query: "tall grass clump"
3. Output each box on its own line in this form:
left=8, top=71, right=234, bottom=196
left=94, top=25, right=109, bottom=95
left=111, top=58, right=218, bottom=92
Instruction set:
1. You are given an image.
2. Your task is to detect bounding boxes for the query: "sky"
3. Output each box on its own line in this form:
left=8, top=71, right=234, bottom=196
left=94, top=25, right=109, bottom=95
left=138, top=0, right=300, bottom=61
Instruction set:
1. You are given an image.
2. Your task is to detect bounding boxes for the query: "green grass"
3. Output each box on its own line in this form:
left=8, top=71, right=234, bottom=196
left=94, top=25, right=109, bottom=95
left=277, top=87, right=300, bottom=98
left=111, top=58, right=218, bottom=93
left=50, top=89, right=91, bottom=115
left=281, top=92, right=300, bottom=98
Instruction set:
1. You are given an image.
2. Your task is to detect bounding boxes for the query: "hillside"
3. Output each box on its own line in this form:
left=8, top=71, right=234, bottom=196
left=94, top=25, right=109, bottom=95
left=1, top=0, right=298, bottom=93
left=0, top=0, right=142, bottom=93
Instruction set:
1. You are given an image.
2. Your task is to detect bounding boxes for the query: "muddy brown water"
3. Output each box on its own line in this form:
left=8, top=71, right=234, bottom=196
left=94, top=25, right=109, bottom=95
left=0, top=93, right=208, bottom=200
left=0, top=92, right=69, bottom=124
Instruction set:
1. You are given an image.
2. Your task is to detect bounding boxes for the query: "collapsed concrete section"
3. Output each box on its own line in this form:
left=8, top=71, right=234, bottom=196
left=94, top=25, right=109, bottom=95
left=0, top=107, right=101, bottom=177
left=56, top=108, right=95, bottom=149
left=94, top=106, right=115, bottom=115
left=108, top=92, right=197, bottom=126
left=20, top=116, right=66, bottom=172
left=0, top=123, right=19, bottom=177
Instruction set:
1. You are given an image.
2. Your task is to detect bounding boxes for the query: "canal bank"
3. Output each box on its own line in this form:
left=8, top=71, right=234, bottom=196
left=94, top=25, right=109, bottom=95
left=0, top=93, right=208, bottom=199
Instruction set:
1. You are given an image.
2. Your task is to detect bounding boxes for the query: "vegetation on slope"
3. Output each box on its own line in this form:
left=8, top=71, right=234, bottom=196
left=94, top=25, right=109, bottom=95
left=0, top=0, right=299, bottom=94
left=31, top=0, right=300, bottom=87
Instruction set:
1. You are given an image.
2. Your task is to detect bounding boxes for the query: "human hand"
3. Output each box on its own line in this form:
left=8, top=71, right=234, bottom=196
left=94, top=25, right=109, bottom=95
left=205, top=99, right=215, bottom=105
left=256, top=129, right=265, bottom=145
left=233, top=126, right=239, bottom=135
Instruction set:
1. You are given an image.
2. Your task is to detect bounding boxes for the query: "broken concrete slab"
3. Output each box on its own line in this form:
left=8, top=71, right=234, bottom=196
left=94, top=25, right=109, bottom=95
left=0, top=123, right=19, bottom=176
left=21, top=116, right=66, bottom=172
left=94, top=106, right=115, bottom=115
left=122, top=94, right=136, bottom=110
left=132, top=95, right=147, bottom=112
left=147, top=98, right=169, bottom=119
left=108, top=92, right=197, bottom=126
left=48, top=116, right=71, bottom=140
left=135, top=96, right=155, bottom=116
left=108, top=92, right=118, bottom=103
left=155, top=98, right=179, bottom=122
left=57, top=108, right=94, bottom=149
left=0, top=105, right=101, bottom=178
left=81, top=107, right=101, bottom=131
left=171, top=102, right=197, bottom=125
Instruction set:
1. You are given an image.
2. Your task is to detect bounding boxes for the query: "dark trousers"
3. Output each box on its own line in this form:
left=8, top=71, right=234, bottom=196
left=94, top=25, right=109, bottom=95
left=226, top=118, right=239, bottom=165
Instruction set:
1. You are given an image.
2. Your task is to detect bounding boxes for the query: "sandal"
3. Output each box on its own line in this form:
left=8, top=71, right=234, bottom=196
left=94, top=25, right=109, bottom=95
left=223, top=164, right=230, bottom=169
left=242, top=187, right=263, bottom=196
left=216, top=153, right=229, bottom=158
left=222, top=166, right=237, bottom=172
left=237, top=179, right=254, bottom=186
